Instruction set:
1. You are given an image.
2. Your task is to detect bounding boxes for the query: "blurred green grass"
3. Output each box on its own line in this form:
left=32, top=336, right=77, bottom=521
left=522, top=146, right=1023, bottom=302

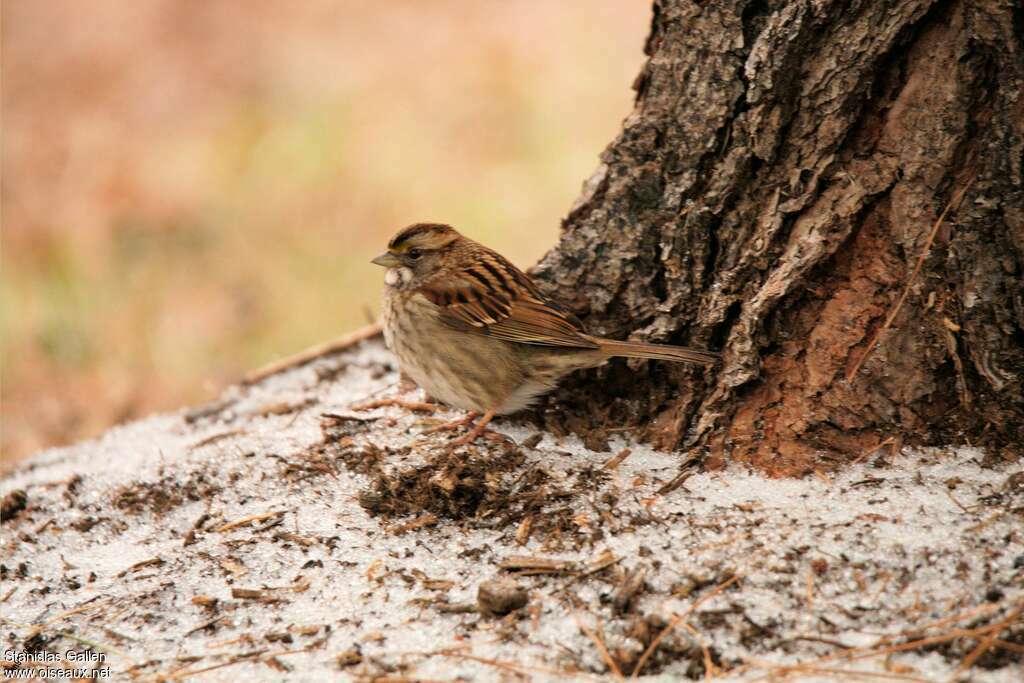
left=0, top=0, right=648, bottom=465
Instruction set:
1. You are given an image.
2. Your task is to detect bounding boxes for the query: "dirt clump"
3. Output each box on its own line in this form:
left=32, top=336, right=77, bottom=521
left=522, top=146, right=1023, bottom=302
left=112, top=468, right=221, bottom=516
left=317, top=413, right=621, bottom=547
left=355, top=447, right=528, bottom=521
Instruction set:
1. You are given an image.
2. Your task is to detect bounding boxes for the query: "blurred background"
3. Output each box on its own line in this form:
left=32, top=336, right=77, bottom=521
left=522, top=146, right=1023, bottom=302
left=0, top=1, right=649, bottom=468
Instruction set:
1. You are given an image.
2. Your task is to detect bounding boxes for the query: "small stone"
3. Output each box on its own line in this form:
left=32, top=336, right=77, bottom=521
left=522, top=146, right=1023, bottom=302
left=336, top=648, right=363, bottom=668
left=477, top=577, right=528, bottom=617
left=984, top=587, right=1005, bottom=603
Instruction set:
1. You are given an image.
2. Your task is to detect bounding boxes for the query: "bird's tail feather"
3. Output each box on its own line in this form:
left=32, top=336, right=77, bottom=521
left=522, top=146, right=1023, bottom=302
left=596, top=339, right=719, bottom=366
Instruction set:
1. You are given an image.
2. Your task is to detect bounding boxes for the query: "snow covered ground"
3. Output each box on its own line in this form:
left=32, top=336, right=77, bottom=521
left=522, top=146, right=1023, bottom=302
left=2, top=339, right=1021, bottom=681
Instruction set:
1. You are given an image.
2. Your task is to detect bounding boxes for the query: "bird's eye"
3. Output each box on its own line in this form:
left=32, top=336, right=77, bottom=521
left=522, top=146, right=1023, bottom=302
left=408, top=248, right=422, bottom=260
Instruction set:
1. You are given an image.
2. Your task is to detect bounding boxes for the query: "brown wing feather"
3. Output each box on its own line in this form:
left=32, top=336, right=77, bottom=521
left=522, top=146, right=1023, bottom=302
left=418, top=248, right=598, bottom=349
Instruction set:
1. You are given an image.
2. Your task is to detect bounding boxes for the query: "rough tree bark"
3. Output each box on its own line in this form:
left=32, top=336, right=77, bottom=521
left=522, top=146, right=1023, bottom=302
left=531, top=0, right=1023, bottom=475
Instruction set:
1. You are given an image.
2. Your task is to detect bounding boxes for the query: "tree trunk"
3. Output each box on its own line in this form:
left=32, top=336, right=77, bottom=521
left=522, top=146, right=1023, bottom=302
left=531, top=0, right=1023, bottom=475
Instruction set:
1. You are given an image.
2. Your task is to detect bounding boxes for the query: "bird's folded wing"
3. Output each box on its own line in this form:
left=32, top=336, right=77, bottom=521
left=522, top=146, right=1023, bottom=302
left=417, top=265, right=598, bottom=350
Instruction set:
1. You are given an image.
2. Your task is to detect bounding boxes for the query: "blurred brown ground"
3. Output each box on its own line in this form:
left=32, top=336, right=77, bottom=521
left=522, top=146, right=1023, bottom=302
left=0, top=1, right=648, bottom=468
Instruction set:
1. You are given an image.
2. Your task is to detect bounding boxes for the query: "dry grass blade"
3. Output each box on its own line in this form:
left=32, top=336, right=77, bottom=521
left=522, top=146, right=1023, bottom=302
left=750, top=601, right=1023, bottom=680
left=992, top=638, right=1024, bottom=655
left=189, top=429, right=245, bottom=450
left=162, top=646, right=316, bottom=681
left=583, top=552, right=621, bottom=577
left=781, top=667, right=930, bottom=681
left=56, top=631, right=134, bottom=665
left=680, top=622, right=715, bottom=681
left=629, top=573, right=741, bottom=680
left=574, top=613, right=624, bottom=681
left=852, top=436, right=896, bottom=465
left=846, top=178, right=973, bottom=381
left=158, top=657, right=246, bottom=680
left=656, top=452, right=702, bottom=495
left=27, top=599, right=110, bottom=629
left=891, top=602, right=1001, bottom=640
left=431, top=650, right=594, bottom=680
left=352, top=677, right=449, bottom=683
left=949, top=602, right=1024, bottom=679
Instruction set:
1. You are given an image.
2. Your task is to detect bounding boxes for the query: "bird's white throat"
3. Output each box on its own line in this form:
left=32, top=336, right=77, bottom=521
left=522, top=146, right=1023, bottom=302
left=384, top=267, right=413, bottom=287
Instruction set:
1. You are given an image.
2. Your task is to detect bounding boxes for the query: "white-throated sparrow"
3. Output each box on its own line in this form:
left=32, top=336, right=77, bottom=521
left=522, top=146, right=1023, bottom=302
left=370, top=223, right=717, bottom=445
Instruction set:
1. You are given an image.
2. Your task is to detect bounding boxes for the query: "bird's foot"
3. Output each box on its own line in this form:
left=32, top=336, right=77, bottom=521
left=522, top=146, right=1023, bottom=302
left=432, top=411, right=507, bottom=448
left=351, top=398, right=440, bottom=413
left=422, top=412, right=480, bottom=434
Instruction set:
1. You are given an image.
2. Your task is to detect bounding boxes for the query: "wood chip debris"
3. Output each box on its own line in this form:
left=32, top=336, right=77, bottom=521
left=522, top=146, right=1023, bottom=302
left=215, top=511, right=285, bottom=533
left=388, top=513, right=438, bottom=535
left=602, top=448, right=632, bottom=470
left=116, top=556, right=165, bottom=577
left=612, top=564, right=647, bottom=613
left=274, top=531, right=317, bottom=547
left=498, top=555, right=578, bottom=575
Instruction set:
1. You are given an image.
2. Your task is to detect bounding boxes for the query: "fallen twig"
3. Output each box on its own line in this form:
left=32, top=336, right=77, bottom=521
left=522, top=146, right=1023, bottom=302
left=429, top=649, right=596, bottom=680
left=680, top=622, right=715, bottom=681
left=630, top=573, right=741, bottom=679
left=499, top=555, right=577, bottom=575
left=950, top=603, right=1024, bottom=679
left=747, top=601, right=1023, bottom=680
left=852, top=436, right=896, bottom=465
left=574, top=613, right=624, bottom=681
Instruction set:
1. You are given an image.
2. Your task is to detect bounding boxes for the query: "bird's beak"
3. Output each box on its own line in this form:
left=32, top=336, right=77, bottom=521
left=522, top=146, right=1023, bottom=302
left=371, top=252, right=401, bottom=268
